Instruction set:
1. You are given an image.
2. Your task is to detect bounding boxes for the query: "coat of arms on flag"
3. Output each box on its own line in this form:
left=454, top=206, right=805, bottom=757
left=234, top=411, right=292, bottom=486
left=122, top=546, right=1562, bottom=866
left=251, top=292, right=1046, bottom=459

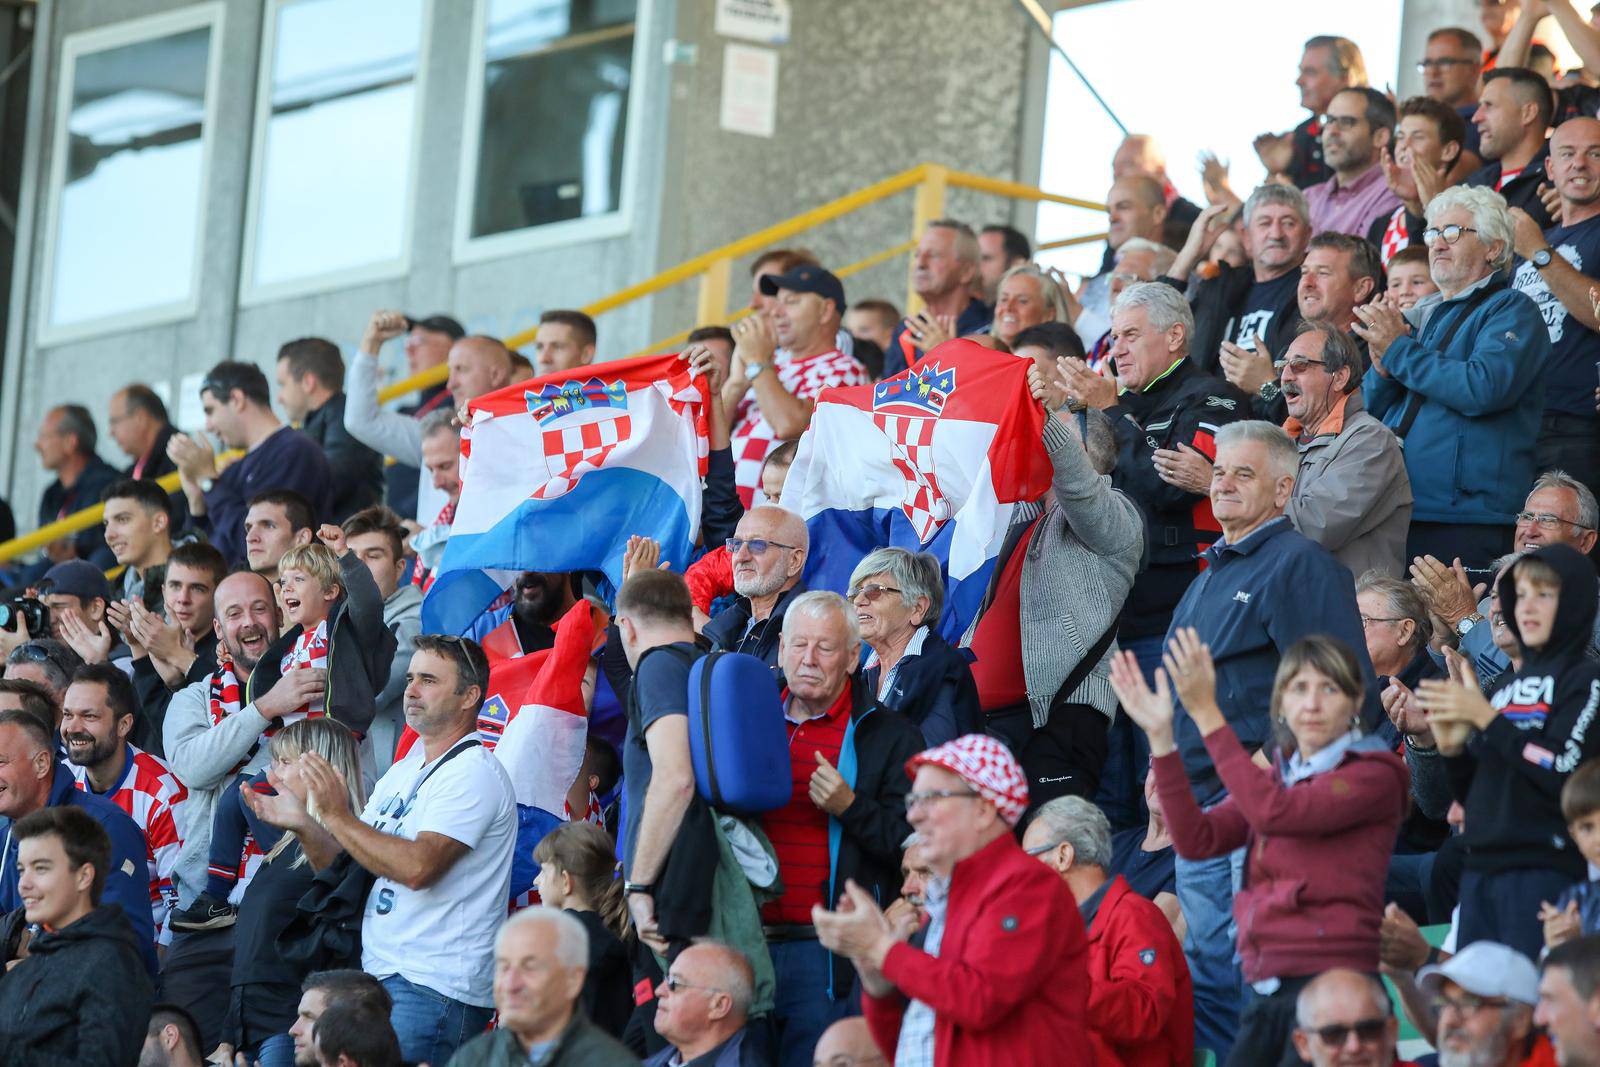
left=526, top=379, right=633, bottom=500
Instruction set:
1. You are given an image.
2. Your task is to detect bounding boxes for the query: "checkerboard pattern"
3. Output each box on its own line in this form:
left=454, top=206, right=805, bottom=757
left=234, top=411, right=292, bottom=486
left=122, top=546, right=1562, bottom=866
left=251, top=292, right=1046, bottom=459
left=874, top=412, right=949, bottom=544
left=532, top=415, right=632, bottom=500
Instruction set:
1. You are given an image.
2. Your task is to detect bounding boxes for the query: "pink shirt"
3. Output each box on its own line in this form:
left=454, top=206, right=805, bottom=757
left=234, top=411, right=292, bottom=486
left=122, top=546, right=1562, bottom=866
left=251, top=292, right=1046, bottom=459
left=1306, top=163, right=1402, bottom=238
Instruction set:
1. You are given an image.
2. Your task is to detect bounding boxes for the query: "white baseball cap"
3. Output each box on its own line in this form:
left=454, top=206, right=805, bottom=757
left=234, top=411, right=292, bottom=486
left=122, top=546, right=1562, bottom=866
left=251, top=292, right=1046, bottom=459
left=1417, top=941, right=1540, bottom=1006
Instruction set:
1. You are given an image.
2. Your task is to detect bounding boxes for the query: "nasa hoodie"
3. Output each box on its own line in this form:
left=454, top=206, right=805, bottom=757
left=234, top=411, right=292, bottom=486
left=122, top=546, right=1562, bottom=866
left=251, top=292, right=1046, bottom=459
left=1449, top=543, right=1600, bottom=878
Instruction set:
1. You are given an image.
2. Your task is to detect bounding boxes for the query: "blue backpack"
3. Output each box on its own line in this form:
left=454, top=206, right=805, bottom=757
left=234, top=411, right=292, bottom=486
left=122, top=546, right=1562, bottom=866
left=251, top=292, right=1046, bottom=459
left=686, top=650, right=791, bottom=814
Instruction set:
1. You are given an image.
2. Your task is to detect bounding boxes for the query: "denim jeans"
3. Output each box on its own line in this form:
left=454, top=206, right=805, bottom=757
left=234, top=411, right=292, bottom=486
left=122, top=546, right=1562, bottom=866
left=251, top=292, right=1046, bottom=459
left=1174, top=833, right=1246, bottom=1062
left=379, top=974, right=493, bottom=1066
left=248, top=1032, right=296, bottom=1067
left=768, top=939, right=851, bottom=1067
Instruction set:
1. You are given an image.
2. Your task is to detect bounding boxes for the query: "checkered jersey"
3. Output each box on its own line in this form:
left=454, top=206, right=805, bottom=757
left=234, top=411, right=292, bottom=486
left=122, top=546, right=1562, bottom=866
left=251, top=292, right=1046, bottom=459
left=71, top=744, right=187, bottom=932
left=731, top=348, right=866, bottom=506
left=274, top=620, right=330, bottom=732
left=1379, top=205, right=1408, bottom=266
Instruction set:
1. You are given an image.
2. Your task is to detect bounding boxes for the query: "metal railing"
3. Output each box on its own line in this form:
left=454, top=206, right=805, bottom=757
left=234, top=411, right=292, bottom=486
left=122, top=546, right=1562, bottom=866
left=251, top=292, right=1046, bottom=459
left=0, top=162, right=1104, bottom=565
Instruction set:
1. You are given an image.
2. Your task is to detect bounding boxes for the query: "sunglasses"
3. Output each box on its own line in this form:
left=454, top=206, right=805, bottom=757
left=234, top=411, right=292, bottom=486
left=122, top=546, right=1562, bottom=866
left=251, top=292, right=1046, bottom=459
left=848, top=583, right=903, bottom=603
left=725, top=538, right=797, bottom=557
left=1307, top=1017, right=1388, bottom=1046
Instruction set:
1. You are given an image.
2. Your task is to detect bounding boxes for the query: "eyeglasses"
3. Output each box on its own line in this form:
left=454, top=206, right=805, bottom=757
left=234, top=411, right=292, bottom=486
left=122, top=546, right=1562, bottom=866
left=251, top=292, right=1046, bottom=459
left=1516, top=510, right=1594, bottom=531
left=848, top=583, right=903, bottom=603
left=1318, top=114, right=1365, bottom=130
left=1416, top=57, right=1478, bottom=72
left=1430, top=992, right=1509, bottom=1016
left=725, top=538, right=797, bottom=556
left=1306, top=1017, right=1390, bottom=1047
left=1422, top=225, right=1479, bottom=247
left=904, top=789, right=979, bottom=812
left=1273, top=357, right=1328, bottom=374
left=1024, top=840, right=1064, bottom=856
left=1360, top=615, right=1406, bottom=629
left=662, top=974, right=725, bottom=996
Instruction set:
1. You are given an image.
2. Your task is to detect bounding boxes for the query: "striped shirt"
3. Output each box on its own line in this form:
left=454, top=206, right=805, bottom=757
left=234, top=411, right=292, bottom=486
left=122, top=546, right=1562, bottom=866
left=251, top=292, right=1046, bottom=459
left=71, top=744, right=187, bottom=934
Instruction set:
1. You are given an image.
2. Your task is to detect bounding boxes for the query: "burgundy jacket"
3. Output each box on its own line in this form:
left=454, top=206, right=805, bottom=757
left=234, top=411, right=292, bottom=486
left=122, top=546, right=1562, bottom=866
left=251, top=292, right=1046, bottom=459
left=1152, top=727, right=1408, bottom=982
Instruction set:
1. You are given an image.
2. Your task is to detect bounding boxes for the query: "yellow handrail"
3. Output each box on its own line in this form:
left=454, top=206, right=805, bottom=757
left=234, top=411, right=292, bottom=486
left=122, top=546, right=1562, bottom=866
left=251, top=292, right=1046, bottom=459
left=0, top=163, right=1104, bottom=565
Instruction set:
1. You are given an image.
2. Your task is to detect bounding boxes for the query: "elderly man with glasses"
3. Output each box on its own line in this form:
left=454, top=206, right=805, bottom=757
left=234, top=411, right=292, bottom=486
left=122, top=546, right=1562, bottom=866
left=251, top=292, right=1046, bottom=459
left=1355, top=184, right=1549, bottom=570
left=1414, top=941, right=1555, bottom=1067
left=703, top=506, right=809, bottom=671
left=1411, top=470, right=1600, bottom=686
left=1290, top=969, right=1404, bottom=1067
left=646, top=941, right=765, bottom=1067
left=760, top=590, right=923, bottom=1067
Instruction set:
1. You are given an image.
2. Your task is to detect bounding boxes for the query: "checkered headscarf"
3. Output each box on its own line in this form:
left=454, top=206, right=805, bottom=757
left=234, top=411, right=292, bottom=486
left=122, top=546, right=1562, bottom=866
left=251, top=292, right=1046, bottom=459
left=907, top=734, right=1028, bottom=826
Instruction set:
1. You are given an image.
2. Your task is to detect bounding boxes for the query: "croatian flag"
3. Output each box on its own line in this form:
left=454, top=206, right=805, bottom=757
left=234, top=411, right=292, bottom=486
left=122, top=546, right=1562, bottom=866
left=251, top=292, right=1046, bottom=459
left=785, top=338, right=1052, bottom=640
left=421, top=353, right=709, bottom=636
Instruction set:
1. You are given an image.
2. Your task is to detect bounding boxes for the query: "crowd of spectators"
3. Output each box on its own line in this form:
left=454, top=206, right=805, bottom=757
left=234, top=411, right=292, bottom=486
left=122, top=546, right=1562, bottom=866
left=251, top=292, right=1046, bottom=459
left=17, top=6, right=1600, bottom=1066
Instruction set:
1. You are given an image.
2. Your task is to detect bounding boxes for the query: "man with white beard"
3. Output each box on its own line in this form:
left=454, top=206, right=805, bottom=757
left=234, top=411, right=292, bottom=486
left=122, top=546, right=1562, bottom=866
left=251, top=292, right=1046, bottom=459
left=1418, top=941, right=1547, bottom=1067
left=701, top=506, right=810, bottom=670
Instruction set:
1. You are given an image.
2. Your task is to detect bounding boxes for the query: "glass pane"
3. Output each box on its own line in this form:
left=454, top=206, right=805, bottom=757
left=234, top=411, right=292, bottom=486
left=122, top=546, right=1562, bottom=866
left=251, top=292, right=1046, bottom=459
left=251, top=0, right=424, bottom=289
left=471, top=0, right=637, bottom=239
left=50, top=25, right=212, bottom=328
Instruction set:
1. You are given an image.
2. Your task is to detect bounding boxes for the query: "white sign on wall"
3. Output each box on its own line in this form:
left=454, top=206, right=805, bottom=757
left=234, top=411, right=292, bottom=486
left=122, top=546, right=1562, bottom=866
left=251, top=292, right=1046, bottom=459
left=715, top=0, right=790, bottom=45
left=720, top=44, right=778, bottom=139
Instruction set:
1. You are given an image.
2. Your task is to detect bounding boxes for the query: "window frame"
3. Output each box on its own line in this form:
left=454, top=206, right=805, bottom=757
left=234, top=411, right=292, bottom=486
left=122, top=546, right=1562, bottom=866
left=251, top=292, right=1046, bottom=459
left=36, top=3, right=226, bottom=346
left=237, top=0, right=433, bottom=307
left=451, top=0, right=652, bottom=266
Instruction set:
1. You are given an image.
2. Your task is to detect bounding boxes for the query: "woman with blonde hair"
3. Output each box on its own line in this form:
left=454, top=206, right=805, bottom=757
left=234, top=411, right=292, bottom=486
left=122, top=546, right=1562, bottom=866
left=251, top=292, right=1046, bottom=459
left=533, top=820, right=633, bottom=1038
left=218, top=719, right=366, bottom=1067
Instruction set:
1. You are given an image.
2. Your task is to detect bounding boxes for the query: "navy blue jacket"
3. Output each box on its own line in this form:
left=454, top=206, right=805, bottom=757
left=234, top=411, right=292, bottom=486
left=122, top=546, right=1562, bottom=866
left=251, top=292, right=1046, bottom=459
left=202, top=424, right=332, bottom=567
left=1363, top=273, right=1547, bottom=526
left=1167, top=518, right=1380, bottom=803
left=0, top=764, right=158, bottom=974
left=881, top=297, right=994, bottom=378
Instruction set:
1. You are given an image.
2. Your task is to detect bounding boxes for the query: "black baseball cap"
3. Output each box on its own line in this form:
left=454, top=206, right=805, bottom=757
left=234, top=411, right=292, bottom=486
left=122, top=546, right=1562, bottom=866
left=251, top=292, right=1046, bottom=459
left=758, top=265, right=846, bottom=316
left=39, top=560, right=114, bottom=604
left=403, top=314, right=466, bottom=340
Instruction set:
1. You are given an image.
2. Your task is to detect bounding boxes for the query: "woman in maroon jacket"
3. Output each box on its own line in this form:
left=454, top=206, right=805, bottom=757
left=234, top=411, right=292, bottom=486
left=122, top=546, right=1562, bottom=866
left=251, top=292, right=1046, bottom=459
left=1109, top=628, right=1409, bottom=1067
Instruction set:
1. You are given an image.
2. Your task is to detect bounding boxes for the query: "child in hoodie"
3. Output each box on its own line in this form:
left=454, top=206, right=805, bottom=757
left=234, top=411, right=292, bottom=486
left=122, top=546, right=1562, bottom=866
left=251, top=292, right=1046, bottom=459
left=1429, top=543, right=1600, bottom=959
left=170, top=528, right=395, bottom=930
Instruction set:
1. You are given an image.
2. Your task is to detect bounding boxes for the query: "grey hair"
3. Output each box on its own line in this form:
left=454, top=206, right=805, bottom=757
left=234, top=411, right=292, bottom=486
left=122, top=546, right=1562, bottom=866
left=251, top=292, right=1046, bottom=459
left=848, top=548, right=944, bottom=628
left=1029, top=796, right=1113, bottom=869
left=498, top=906, right=589, bottom=969
left=421, top=408, right=460, bottom=440
left=902, top=831, right=921, bottom=849
left=1244, top=182, right=1312, bottom=231
left=1531, top=470, right=1600, bottom=532
left=1115, top=237, right=1177, bottom=278
left=1295, top=318, right=1365, bottom=394
left=1112, top=281, right=1195, bottom=352
left=1355, top=571, right=1434, bottom=651
left=1215, top=420, right=1299, bottom=481
left=1425, top=185, right=1516, bottom=271
left=781, top=590, right=862, bottom=650
left=997, top=263, right=1070, bottom=324
left=686, top=939, right=755, bottom=1017
left=1295, top=968, right=1390, bottom=1030
left=928, top=218, right=979, bottom=264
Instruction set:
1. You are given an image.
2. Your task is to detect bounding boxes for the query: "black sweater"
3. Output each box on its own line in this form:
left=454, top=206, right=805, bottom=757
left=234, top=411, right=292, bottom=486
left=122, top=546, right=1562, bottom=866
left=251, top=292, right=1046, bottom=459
left=1449, top=544, right=1600, bottom=877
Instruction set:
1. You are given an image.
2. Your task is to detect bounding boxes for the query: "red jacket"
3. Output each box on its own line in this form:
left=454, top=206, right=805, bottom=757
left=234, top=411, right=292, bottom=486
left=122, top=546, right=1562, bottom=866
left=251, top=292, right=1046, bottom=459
left=1084, top=876, right=1193, bottom=1067
left=863, top=831, right=1095, bottom=1067
left=1153, top=728, right=1408, bottom=983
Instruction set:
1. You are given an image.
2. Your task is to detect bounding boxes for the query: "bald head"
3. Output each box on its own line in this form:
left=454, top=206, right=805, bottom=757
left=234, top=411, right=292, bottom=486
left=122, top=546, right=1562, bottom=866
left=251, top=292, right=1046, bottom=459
left=212, top=571, right=280, bottom=673
left=1551, top=117, right=1600, bottom=209
left=677, top=941, right=754, bottom=1018
left=215, top=570, right=274, bottom=612
left=731, top=506, right=808, bottom=602
left=447, top=335, right=514, bottom=404
left=742, top=505, right=808, bottom=554
left=1113, top=135, right=1166, bottom=180
left=1296, top=967, right=1391, bottom=1029
left=813, top=1016, right=886, bottom=1067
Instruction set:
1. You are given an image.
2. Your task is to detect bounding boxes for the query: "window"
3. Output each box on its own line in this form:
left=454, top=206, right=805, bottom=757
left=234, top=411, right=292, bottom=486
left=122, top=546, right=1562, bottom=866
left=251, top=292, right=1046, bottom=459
left=242, top=0, right=427, bottom=301
left=457, top=0, right=644, bottom=259
left=40, top=6, right=222, bottom=341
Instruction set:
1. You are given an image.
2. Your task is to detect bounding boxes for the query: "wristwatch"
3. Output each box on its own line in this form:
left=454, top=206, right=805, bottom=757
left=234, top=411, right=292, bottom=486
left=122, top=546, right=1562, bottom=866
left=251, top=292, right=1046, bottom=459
left=744, top=362, right=770, bottom=381
left=1455, top=611, right=1485, bottom=637
left=1532, top=247, right=1555, bottom=269
left=623, top=881, right=655, bottom=897
left=1259, top=381, right=1281, bottom=404
left=199, top=477, right=216, bottom=493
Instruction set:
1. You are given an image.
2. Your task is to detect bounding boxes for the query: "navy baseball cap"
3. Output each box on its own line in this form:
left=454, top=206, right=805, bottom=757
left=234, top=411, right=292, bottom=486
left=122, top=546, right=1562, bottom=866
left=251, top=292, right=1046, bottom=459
left=759, top=265, right=846, bottom=315
left=404, top=314, right=466, bottom=340
left=39, top=560, right=114, bottom=604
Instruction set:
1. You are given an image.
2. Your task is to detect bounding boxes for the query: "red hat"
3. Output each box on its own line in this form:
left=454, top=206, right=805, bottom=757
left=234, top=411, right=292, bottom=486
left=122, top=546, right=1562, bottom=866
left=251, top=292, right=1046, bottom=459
left=907, top=734, right=1028, bottom=826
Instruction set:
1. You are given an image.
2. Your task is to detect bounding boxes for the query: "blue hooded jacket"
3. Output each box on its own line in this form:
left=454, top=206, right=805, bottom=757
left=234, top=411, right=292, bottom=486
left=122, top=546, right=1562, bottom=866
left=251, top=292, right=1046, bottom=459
left=1364, top=271, right=1547, bottom=525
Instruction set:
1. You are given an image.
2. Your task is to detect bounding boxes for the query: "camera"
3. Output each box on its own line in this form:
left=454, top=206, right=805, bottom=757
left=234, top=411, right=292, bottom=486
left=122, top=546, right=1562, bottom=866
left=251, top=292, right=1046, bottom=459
left=0, top=597, right=48, bottom=635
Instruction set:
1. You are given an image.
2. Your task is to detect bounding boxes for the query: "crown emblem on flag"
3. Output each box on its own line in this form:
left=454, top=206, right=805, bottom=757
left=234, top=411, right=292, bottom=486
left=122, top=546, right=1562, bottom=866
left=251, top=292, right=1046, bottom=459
left=872, top=365, right=956, bottom=416
left=526, top=378, right=629, bottom=425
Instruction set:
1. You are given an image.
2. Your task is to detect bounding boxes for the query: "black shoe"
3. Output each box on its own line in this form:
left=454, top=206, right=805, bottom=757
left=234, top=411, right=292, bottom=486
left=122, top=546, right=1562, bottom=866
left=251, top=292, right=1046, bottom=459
left=170, top=895, right=237, bottom=931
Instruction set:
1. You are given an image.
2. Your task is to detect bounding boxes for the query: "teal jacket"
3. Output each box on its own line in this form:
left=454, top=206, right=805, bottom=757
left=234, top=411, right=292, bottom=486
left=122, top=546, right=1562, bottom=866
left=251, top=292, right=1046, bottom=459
left=1364, top=271, right=1546, bottom=525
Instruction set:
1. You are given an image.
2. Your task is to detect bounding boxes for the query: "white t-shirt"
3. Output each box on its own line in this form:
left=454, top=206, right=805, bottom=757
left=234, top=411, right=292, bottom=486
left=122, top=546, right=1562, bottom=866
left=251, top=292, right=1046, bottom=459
left=359, top=737, right=517, bottom=1007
